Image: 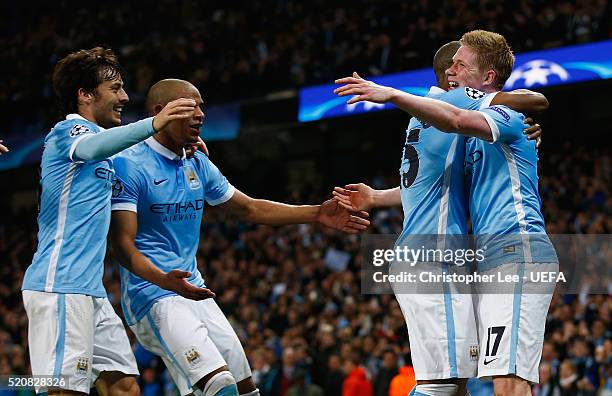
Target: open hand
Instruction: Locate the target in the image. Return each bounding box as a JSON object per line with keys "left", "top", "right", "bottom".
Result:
{"left": 162, "top": 269, "right": 216, "bottom": 300}
{"left": 332, "top": 183, "right": 376, "bottom": 211}
{"left": 334, "top": 72, "right": 396, "bottom": 105}
{"left": 153, "top": 98, "right": 197, "bottom": 132}
{"left": 317, "top": 199, "right": 370, "bottom": 234}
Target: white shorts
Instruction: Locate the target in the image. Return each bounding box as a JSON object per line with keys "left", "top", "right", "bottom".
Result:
{"left": 130, "top": 296, "right": 252, "bottom": 396}
{"left": 474, "top": 262, "right": 558, "bottom": 383}
{"left": 392, "top": 262, "right": 479, "bottom": 380}
{"left": 23, "top": 291, "right": 139, "bottom": 394}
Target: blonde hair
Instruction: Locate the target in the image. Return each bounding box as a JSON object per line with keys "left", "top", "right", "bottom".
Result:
{"left": 460, "top": 30, "right": 514, "bottom": 90}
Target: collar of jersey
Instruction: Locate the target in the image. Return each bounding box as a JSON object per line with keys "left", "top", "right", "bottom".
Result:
{"left": 65, "top": 113, "right": 106, "bottom": 131}
{"left": 145, "top": 137, "right": 186, "bottom": 161}
{"left": 428, "top": 86, "right": 446, "bottom": 96}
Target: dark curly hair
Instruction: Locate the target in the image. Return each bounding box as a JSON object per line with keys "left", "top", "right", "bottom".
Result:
{"left": 52, "top": 47, "right": 124, "bottom": 115}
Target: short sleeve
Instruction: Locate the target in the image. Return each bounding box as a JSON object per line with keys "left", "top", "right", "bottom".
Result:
{"left": 478, "top": 105, "right": 525, "bottom": 144}
{"left": 111, "top": 156, "right": 143, "bottom": 212}
{"left": 200, "top": 156, "right": 235, "bottom": 206}
{"left": 61, "top": 120, "right": 98, "bottom": 162}
{"left": 50, "top": 120, "right": 97, "bottom": 162}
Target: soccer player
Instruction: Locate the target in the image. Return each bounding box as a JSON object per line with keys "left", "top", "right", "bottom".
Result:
{"left": 21, "top": 47, "right": 208, "bottom": 395}
{"left": 335, "top": 30, "right": 558, "bottom": 396}
{"left": 334, "top": 40, "right": 547, "bottom": 396}
{"left": 110, "top": 79, "right": 370, "bottom": 396}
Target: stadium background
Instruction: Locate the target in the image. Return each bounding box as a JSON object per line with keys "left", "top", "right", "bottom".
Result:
{"left": 0, "top": 1, "right": 610, "bottom": 395}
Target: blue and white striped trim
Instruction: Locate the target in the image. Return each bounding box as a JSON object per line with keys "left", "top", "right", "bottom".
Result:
{"left": 479, "top": 111, "right": 500, "bottom": 143}
{"left": 436, "top": 136, "right": 459, "bottom": 249}
{"left": 53, "top": 294, "right": 66, "bottom": 377}
{"left": 500, "top": 144, "right": 533, "bottom": 262}
{"left": 509, "top": 263, "right": 525, "bottom": 373}
{"left": 111, "top": 202, "right": 137, "bottom": 212}
{"left": 207, "top": 184, "right": 236, "bottom": 206}
{"left": 442, "top": 264, "right": 458, "bottom": 378}
{"left": 45, "top": 162, "right": 78, "bottom": 292}
{"left": 120, "top": 268, "right": 137, "bottom": 326}
{"left": 146, "top": 312, "right": 194, "bottom": 389}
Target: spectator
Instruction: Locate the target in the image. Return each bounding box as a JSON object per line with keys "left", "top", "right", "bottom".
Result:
{"left": 287, "top": 368, "right": 324, "bottom": 396}
{"left": 324, "top": 354, "right": 345, "bottom": 396}
{"left": 559, "top": 359, "right": 580, "bottom": 396}
{"left": 141, "top": 367, "right": 161, "bottom": 396}
{"left": 342, "top": 352, "right": 373, "bottom": 396}
{"left": 388, "top": 354, "right": 416, "bottom": 396}
{"left": 373, "top": 349, "right": 398, "bottom": 396}
{"left": 533, "top": 362, "right": 561, "bottom": 396}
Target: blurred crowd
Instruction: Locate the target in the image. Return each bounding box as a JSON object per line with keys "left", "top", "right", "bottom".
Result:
{"left": 2, "top": 0, "right": 612, "bottom": 127}
{"left": 0, "top": 145, "right": 610, "bottom": 395}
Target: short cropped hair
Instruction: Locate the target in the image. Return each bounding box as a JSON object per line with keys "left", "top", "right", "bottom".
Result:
{"left": 433, "top": 41, "right": 461, "bottom": 87}
{"left": 52, "top": 47, "right": 123, "bottom": 114}
{"left": 460, "top": 30, "right": 514, "bottom": 90}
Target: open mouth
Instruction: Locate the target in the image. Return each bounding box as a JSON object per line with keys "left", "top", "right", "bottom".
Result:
{"left": 189, "top": 123, "right": 202, "bottom": 134}
{"left": 113, "top": 106, "right": 123, "bottom": 117}
{"left": 448, "top": 81, "right": 459, "bottom": 89}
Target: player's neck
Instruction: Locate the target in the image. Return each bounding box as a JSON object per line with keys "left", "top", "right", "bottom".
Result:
{"left": 75, "top": 108, "right": 99, "bottom": 126}
{"left": 153, "top": 133, "right": 183, "bottom": 156}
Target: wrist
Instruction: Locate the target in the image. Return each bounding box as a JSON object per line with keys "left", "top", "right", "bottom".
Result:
{"left": 149, "top": 266, "right": 168, "bottom": 288}
{"left": 370, "top": 190, "right": 381, "bottom": 208}
{"left": 314, "top": 204, "right": 325, "bottom": 223}
{"left": 387, "top": 88, "right": 402, "bottom": 103}
{"left": 151, "top": 116, "right": 159, "bottom": 133}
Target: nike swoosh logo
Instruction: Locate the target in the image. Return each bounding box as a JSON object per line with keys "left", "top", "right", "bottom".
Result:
{"left": 483, "top": 357, "right": 498, "bottom": 365}
{"left": 154, "top": 179, "right": 168, "bottom": 185}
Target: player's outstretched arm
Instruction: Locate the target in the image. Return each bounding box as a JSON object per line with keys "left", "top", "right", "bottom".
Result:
{"left": 492, "top": 89, "right": 549, "bottom": 115}
{"left": 335, "top": 72, "right": 493, "bottom": 141}
{"left": 110, "top": 210, "right": 215, "bottom": 300}
{"left": 0, "top": 140, "right": 8, "bottom": 155}
{"left": 217, "top": 189, "right": 370, "bottom": 233}
{"left": 73, "top": 98, "right": 197, "bottom": 161}
{"left": 332, "top": 183, "right": 401, "bottom": 211}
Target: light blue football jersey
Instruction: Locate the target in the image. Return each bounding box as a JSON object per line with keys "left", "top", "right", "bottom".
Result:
{"left": 466, "top": 105, "right": 557, "bottom": 266}
{"left": 111, "top": 137, "right": 235, "bottom": 325}
{"left": 23, "top": 115, "right": 114, "bottom": 297}
{"left": 396, "top": 86, "right": 494, "bottom": 248}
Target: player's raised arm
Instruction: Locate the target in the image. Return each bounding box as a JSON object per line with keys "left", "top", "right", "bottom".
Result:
{"left": 72, "top": 98, "right": 196, "bottom": 161}
{"left": 0, "top": 140, "right": 8, "bottom": 155}
{"left": 111, "top": 210, "right": 215, "bottom": 300}
{"left": 492, "top": 89, "right": 549, "bottom": 115}
{"left": 332, "top": 183, "right": 401, "bottom": 211}
{"left": 216, "top": 189, "right": 370, "bottom": 234}
{"left": 335, "top": 72, "right": 494, "bottom": 141}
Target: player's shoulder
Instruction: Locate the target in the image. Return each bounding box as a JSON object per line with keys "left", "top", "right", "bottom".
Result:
{"left": 189, "top": 150, "right": 214, "bottom": 166}
{"left": 113, "top": 141, "right": 149, "bottom": 170}
{"left": 116, "top": 141, "right": 149, "bottom": 160}
{"left": 188, "top": 151, "right": 224, "bottom": 178}
{"left": 51, "top": 117, "right": 99, "bottom": 138}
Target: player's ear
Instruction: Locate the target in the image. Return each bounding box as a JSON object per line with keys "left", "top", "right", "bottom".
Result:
{"left": 77, "top": 88, "right": 94, "bottom": 105}
{"left": 153, "top": 103, "right": 164, "bottom": 115}
{"left": 483, "top": 69, "right": 496, "bottom": 88}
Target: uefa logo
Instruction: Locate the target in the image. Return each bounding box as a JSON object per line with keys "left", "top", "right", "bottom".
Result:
{"left": 505, "top": 60, "right": 569, "bottom": 89}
